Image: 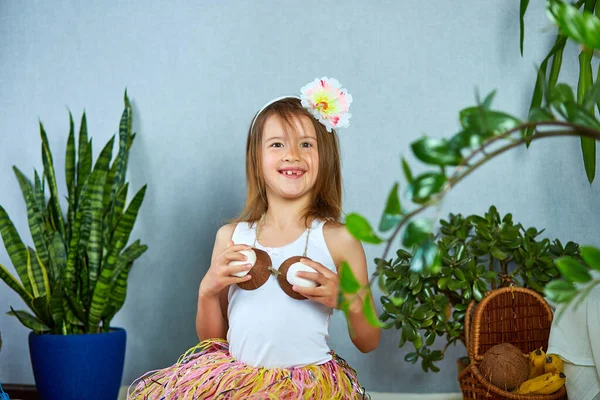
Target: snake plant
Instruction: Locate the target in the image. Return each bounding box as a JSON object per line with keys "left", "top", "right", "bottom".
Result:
{"left": 0, "top": 91, "right": 147, "bottom": 334}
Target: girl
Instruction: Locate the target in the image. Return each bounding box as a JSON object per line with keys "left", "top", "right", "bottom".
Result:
{"left": 128, "top": 77, "right": 381, "bottom": 399}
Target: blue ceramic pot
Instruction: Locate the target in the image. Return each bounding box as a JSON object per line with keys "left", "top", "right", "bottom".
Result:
{"left": 29, "top": 327, "right": 126, "bottom": 400}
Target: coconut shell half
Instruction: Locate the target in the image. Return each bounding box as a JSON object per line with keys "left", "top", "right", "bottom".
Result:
{"left": 278, "top": 256, "right": 312, "bottom": 300}
{"left": 236, "top": 248, "right": 271, "bottom": 290}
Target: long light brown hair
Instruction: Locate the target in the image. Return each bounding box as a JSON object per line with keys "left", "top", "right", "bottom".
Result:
{"left": 232, "top": 97, "right": 342, "bottom": 227}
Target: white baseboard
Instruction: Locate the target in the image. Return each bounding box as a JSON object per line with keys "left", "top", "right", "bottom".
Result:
{"left": 119, "top": 387, "right": 462, "bottom": 399}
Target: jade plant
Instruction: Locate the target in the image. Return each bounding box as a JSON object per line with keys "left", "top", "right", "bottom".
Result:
{"left": 0, "top": 92, "right": 147, "bottom": 334}
{"left": 376, "top": 206, "right": 581, "bottom": 371}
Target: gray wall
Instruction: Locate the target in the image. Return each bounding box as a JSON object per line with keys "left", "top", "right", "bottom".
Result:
{"left": 1, "top": 0, "right": 598, "bottom": 394}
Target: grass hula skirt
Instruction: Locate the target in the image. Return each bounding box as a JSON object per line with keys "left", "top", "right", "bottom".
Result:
{"left": 127, "top": 338, "right": 369, "bottom": 399}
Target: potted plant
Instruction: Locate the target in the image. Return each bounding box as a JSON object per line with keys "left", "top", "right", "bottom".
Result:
{"left": 335, "top": 0, "right": 600, "bottom": 374}
{"left": 375, "top": 205, "right": 582, "bottom": 372}
{"left": 0, "top": 92, "right": 147, "bottom": 400}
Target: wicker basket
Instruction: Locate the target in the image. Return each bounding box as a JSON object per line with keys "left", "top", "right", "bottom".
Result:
{"left": 458, "top": 286, "right": 567, "bottom": 399}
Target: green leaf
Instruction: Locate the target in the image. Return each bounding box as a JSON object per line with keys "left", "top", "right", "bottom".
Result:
{"left": 402, "top": 323, "right": 417, "bottom": 342}
{"left": 362, "top": 294, "right": 385, "bottom": 328}
{"left": 402, "top": 157, "right": 413, "bottom": 184}
{"left": 520, "top": 0, "right": 531, "bottom": 56}
{"left": 76, "top": 113, "right": 90, "bottom": 200}
{"left": 379, "top": 183, "right": 402, "bottom": 232}
{"left": 66, "top": 111, "right": 76, "bottom": 199}
{"left": 577, "top": 46, "right": 595, "bottom": 183}
{"left": 345, "top": 213, "right": 382, "bottom": 244}
{"left": 0, "top": 263, "right": 33, "bottom": 308}
{"left": 544, "top": 279, "right": 577, "bottom": 303}
{"left": 404, "top": 351, "right": 418, "bottom": 363}
{"left": 410, "top": 240, "right": 441, "bottom": 274}
{"left": 8, "top": 307, "right": 50, "bottom": 332}
{"left": 528, "top": 107, "right": 555, "bottom": 123}
{"left": 411, "top": 137, "right": 462, "bottom": 167}
{"left": 12, "top": 167, "right": 50, "bottom": 271}
{"left": 402, "top": 219, "right": 432, "bottom": 249}
{"left": 0, "top": 206, "right": 32, "bottom": 293}
{"left": 459, "top": 107, "right": 521, "bottom": 137}
{"left": 490, "top": 248, "right": 507, "bottom": 260}
{"left": 556, "top": 257, "right": 592, "bottom": 283}
{"left": 582, "top": 77, "right": 600, "bottom": 111}
{"left": 407, "top": 173, "right": 447, "bottom": 205}
{"left": 580, "top": 245, "right": 600, "bottom": 271}
{"left": 472, "top": 282, "right": 484, "bottom": 301}
{"left": 39, "top": 122, "right": 66, "bottom": 239}
{"left": 339, "top": 261, "right": 361, "bottom": 295}
{"left": 548, "top": 38, "right": 565, "bottom": 90}
{"left": 547, "top": 0, "right": 600, "bottom": 51}
{"left": 87, "top": 137, "right": 115, "bottom": 293}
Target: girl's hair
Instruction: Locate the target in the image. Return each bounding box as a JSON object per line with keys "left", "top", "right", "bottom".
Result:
{"left": 232, "top": 97, "right": 342, "bottom": 227}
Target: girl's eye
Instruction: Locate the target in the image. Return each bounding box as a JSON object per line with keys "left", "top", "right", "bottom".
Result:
{"left": 301, "top": 142, "right": 313, "bottom": 148}
{"left": 270, "top": 142, "right": 283, "bottom": 148}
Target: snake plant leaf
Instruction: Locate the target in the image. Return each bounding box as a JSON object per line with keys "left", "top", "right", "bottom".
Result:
{"left": 103, "top": 241, "right": 148, "bottom": 323}
{"left": 66, "top": 111, "right": 76, "bottom": 198}
{"left": 39, "top": 122, "right": 66, "bottom": 239}
{"left": 33, "top": 170, "right": 45, "bottom": 216}
{"left": 87, "top": 136, "right": 115, "bottom": 293}
{"left": 379, "top": 182, "right": 402, "bottom": 232}
{"left": 49, "top": 280, "right": 65, "bottom": 327}
{"left": 547, "top": 0, "right": 600, "bottom": 51}
{"left": 0, "top": 263, "right": 33, "bottom": 308}
{"left": 520, "top": 0, "right": 531, "bottom": 56}
{"left": 31, "top": 295, "right": 52, "bottom": 327}
{"left": 0, "top": 206, "right": 32, "bottom": 293}
{"left": 407, "top": 173, "right": 446, "bottom": 205}
{"left": 76, "top": 113, "right": 89, "bottom": 198}
{"left": 8, "top": 307, "right": 50, "bottom": 333}
{"left": 13, "top": 167, "right": 50, "bottom": 270}
{"left": 26, "top": 247, "right": 50, "bottom": 303}
{"left": 88, "top": 184, "right": 146, "bottom": 330}
{"left": 107, "top": 95, "right": 132, "bottom": 226}
{"left": 345, "top": 213, "right": 382, "bottom": 244}
{"left": 411, "top": 137, "right": 463, "bottom": 167}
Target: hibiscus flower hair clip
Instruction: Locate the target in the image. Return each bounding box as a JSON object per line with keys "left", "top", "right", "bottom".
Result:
{"left": 251, "top": 77, "right": 353, "bottom": 133}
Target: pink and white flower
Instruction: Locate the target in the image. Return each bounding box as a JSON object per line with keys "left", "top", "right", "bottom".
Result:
{"left": 300, "top": 77, "right": 353, "bottom": 132}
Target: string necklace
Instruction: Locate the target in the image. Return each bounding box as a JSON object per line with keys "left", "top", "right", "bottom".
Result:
{"left": 253, "top": 214, "right": 311, "bottom": 258}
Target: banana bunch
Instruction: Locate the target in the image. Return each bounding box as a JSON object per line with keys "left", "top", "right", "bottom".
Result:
{"left": 514, "top": 371, "right": 566, "bottom": 395}
{"left": 528, "top": 348, "right": 546, "bottom": 379}
{"left": 544, "top": 354, "right": 564, "bottom": 374}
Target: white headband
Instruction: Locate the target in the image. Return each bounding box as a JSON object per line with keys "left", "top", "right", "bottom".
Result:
{"left": 248, "top": 77, "right": 353, "bottom": 135}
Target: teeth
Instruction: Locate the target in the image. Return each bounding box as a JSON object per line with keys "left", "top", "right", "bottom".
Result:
{"left": 282, "top": 171, "right": 303, "bottom": 175}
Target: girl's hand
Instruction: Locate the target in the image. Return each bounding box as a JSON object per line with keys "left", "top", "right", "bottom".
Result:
{"left": 292, "top": 258, "right": 339, "bottom": 309}
{"left": 199, "top": 240, "right": 253, "bottom": 298}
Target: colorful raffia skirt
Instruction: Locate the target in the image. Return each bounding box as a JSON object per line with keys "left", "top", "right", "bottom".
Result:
{"left": 127, "top": 338, "right": 368, "bottom": 399}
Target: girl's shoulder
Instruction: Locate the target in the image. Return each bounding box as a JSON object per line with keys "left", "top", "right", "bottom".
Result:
{"left": 321, "top": 220, "right": 364, "bottom": 266}
{"left": 215, "top": 222, "right": 238, "bottom": 242}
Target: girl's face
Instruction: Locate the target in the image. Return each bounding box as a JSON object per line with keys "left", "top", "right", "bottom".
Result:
{"left": 261, "top": 113, "right": 319, "bottom": 201}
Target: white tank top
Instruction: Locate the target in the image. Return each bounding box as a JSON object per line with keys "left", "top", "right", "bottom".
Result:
{"left": 227, "top": 218, "right": 336, "bottom": 368}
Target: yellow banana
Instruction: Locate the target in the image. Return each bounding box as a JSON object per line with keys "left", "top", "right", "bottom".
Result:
{"left": 544, "top": 353, "right": 564, "bottom": 374}
{"left": 528, "top": 347, "right": 546, "bottom": 379}
{"left": 514, "top": 371, "right": 566, "bottom": 394}
{"left": 532, "top": 372, "right": 566, "bottom": 395}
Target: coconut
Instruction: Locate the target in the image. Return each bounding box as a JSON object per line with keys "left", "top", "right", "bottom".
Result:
{"left": 277, "top": 256, "right": 318, "bottom": 300}
{"left": 479, "top": 343, "right": 529, "bottom": 391}
{"left": 235, "top": 248, "right": 271, "bottom": 290}
{"left": 228, "top": 250, "right": 257, "bottom": 278}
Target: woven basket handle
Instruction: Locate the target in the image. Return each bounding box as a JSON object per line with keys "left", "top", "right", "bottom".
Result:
{"left": 464, "top": 300, "right": 476, "bottom": 360}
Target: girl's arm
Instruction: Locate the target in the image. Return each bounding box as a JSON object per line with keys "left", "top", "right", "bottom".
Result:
{"left": 326, "top": 224, "right": 381, "bottom": 353}
{"left": 196, "top": 224, "right": 251, "bottom": 341}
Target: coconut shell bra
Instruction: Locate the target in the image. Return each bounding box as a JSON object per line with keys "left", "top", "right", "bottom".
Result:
{"left": 235, "top": 221, "right": 316, "bottom": 300}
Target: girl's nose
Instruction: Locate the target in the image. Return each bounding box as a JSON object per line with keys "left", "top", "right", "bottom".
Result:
{"left": 283, "top": 145, "right": 300, "bottom": 162}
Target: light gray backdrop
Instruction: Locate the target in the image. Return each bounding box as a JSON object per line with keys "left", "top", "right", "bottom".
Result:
{"left": 1, "top": 0, "right": 598, "bottom": 394}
